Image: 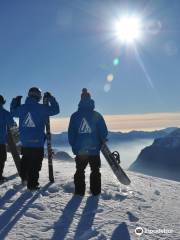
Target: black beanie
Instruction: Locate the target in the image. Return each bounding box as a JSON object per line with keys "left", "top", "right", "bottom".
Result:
{"left": 81, "top": 88, "right": 91, "bottom": 100}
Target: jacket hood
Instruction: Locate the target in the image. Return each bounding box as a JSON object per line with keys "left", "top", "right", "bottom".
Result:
{"left": 78, "top": 99, "right": 95, "bottom": 112}
{"left": 25, "top": 96, "right": 39, "bottom": 104}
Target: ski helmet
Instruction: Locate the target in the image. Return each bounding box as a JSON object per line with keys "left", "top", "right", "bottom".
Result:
{"left": 0, "top": 95, "right": 6, "bottom": 105}
{"left": 81, "top": 88, "right": 91, "bottom": 100}
{"left": 28, "top": 87, "right": 42, "bottom": 101}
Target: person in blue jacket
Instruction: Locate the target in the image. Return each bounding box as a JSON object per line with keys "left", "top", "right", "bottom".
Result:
{"left": 68, "top": 88, "right": 108, "bottom": 196}
{"left": 0, "top": 95, "right": 16, "bottom": 182}
{"left": 11, "top": 87, "right": 60, "bottom": 190}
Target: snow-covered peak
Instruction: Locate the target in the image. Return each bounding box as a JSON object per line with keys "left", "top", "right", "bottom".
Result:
{"left": 168, "top": 128, "right": 180, "bottom": 138}
{"left": 129, "top": 128, "right": 180, "bottom": 182}
{"left": 153, "top": 128, "right": 180, "bottom": 149}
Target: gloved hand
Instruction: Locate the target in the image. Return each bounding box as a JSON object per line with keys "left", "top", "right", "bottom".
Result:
{"left": 44, "top": 92, "right": 52, "bottom": 98}
{"left": 15, "top": 96, "right": 23, "bottom": 106}
{"left": 11, "top": 96, "right": 23, "bottom": 108}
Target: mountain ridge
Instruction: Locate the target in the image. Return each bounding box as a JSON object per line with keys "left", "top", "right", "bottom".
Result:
{"left": 52, "top": 127, "right": 178, "bottom": 146}
{"left": 129, "top": 128, "right": 180, "bottom": 181}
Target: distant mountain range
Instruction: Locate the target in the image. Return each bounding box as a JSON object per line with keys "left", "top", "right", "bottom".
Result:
{"left": 129, "top": 128, "right": 180, "bottom": 181}
{"left": 52, "top": 127, "right": 177, "bottom": 146}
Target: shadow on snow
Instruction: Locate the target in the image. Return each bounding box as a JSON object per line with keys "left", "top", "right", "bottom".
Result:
{"left": 74, "top": 196, "right": 99, "bottom": 239}
{"left": 111, "top": 222, "right": 131, "bottom": 240}
{"left": 52, "top": 195, "right": 83, "bottom": 240}
{"left": 0, "top": 182, "right": 52, "bottom": 239}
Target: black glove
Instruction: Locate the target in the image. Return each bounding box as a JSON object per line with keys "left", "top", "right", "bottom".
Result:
{"left": 44, "top": 92, "right": 52, "bottom": 98}
{"left": 11, "top": 96, "right": 23, "bottom": 107}
{"left": 15, "top": 96, "right": 23, "bottom": 105}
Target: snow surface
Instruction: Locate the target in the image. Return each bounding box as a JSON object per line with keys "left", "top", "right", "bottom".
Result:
{"left": 0, "top": 154, "right": 180, "bottom": 240}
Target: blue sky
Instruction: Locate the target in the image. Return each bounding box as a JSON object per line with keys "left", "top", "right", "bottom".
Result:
{"left": 1, "top": 0, "right": 180, "bottom": 118}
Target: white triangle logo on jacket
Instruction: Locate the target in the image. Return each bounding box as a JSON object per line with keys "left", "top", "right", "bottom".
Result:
{"left": 79, "top": 118, "right": 92, "bottom": 134}
{"left": 22, "top": 112, "right": 36, "bottom": 128}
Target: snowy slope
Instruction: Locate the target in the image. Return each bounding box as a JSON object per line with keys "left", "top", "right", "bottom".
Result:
{"left": 0, "top": 154, "right": 180, "bottom": 240}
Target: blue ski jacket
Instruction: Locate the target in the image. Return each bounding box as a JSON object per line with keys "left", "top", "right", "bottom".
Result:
{"left": 68, "top": 98, "right": 108, "bottom": 155}
{"left": 0, "top": 106, "right": 16, "bottom": 144}
{"left": 11, "top": 96, "right": 60, "bottom": 148}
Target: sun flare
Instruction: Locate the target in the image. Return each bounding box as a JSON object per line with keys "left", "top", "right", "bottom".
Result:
{"left": 115, "top": 16, "right": 142, "bottom": 44}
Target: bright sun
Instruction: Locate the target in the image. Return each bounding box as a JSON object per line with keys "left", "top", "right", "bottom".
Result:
{"left": 115, "top": 16, "right": 142, "bottom": 44}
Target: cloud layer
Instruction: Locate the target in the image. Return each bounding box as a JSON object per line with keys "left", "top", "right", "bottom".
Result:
{"left": 50, "top": 112, "right": 180, "bottom": 133}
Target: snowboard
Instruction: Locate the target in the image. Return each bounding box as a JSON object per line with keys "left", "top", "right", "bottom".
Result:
{"left": 101, "top": 143, "right": 131, "bottom": 185}
{"left": 7, "top": 127, "right": 21, "bottom": 176}
{"left": 43, "top": 93, "right": 54, "bottom": 183}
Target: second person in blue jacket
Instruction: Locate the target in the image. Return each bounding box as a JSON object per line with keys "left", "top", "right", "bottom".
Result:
{"left": 68, "top": 88, "right": 108, "bottom": 196}
{"left": 11, "top": 87, "right": 60, "bottom": 190}
{"left": 0, "top": 95, "right": 15, "bottom": 181}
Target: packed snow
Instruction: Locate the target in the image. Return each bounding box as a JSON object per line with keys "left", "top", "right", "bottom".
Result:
{"left": 0, "top": 154, "right": 180, "bottom": 240}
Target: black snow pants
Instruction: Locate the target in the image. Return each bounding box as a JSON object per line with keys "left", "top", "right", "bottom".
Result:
{"left": 0, "top": 144, "right": 7, "bottom": 178}
{"left": 20, "top": 147, "right": 44, "bottom": 189}
{"left": 74, "top": 155, "right": 101, "bottom": 196}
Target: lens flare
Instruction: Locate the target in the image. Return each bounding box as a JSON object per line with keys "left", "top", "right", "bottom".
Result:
{"left": 106, "top": 74, "right": 114, "bottom": 82}
{"left": 104, "top": 83, "right": 111, "bottom": 92}
{"left": 134, "top": 45, "right": 154, "bottom": 89}
{"left": 113, "top": 58, "right": 119, "bottom": 66}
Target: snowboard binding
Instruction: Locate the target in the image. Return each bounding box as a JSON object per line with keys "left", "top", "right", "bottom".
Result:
{"left": 111, "top": 151, "right": 121, "bottom": 164}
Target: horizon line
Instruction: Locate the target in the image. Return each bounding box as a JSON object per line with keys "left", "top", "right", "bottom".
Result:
{"left": 49, "top": 112, "right": 180, "bottom": 133}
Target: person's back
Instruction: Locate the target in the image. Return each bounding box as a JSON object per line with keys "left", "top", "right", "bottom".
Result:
{"left": 0, "top": 107, "right": 14, "bottom": 144}
{"left": 10, "top": 87, "right": 60, "bottom": 190}
{"left": 11, "top": 89, "right": 59, "bottom": 148}
{"left": 0, "top": 95, "right": 15, "bottom": 181}
{"left": 69, "top": 98, "right": 107, "bottom": 155}
{"left": 68, "top": 88, "right": 108, "bottom": 196}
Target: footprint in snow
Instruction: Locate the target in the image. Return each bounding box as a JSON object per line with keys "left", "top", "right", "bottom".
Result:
{"left": 31, "top": 203, "right": 46, "bottom": 211}
{"left": 138, "top": 205, "right": 152, "bottom": 211}
{"left": 41, "top": 191, "right": 50, "bottom": 197}
{"left": 151, "top": 198, "right": 156, "bottom": 202}
{"left": 62, "top": 182, "right": 74, "bottom": 193}
{"left": 115, "top": 194, "right": 128, "bottom": 202}
{"left": 101, "top": 190, "right": 128, "bottom": 201}
{"left": 121, "top": 188, "right": 129, "bottom": 194}
{"left": 41, "top": 226, "right": 53, "bottom": 232}
{"left": 48, "top": 185, "right": 59, "bottom": 193}
{"left": 154, "top": 190, "right": 160, "bottom": 196}
{"left": 149, "top": 190, "right": 160, "bottom": 202}
{"left": 76, "top": 228, "right": 99, "bottom": 240}
{"left": 133, "top": 196, "right": 146, "bottom": 202}
{"left": 126, "top": 211, "right": 139, "bottom": 222}
{"left": 24, "top": 212, "right": 42, "bottom": 220}
{"left": 136, "top": 191, "right": 143, "bottom": 196}
{"left": 101, "top": 191, "right": 113, "bottom": 200}
{"left": 96, "top": 208, "right": 104, "bottom": 213}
